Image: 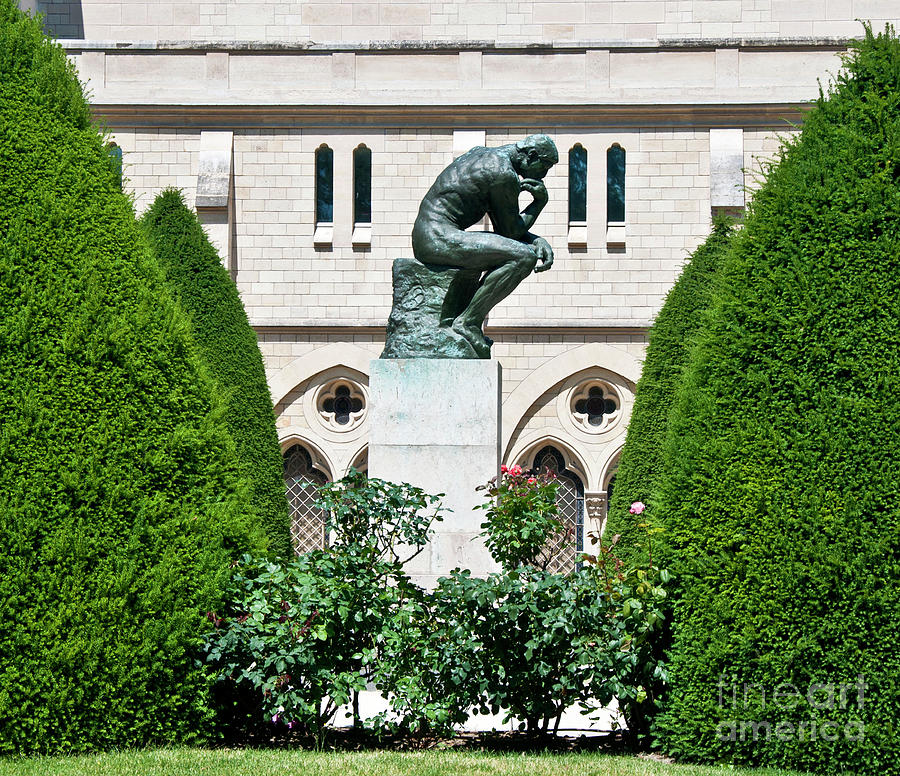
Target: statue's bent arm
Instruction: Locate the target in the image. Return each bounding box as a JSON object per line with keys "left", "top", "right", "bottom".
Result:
{"left": 518, "top": 179, "right": 549, "bottom": 233}
{"left": 487, "top": 175, "right": 531, "bottom": 241}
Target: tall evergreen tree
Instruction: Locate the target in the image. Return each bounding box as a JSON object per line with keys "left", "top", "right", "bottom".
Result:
{"left": 0, "top": 1, "right": 264, "bottom": 753}
{"left": 605, "top": 216, "right": 735, "bottom": 561}
{"left": 651, "top": 26, "right": 900, "bottom": 774}
{"left": 142, "top": 190, "right": 292, "bottom": 556}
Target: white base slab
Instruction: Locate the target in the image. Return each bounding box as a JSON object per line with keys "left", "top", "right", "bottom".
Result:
{"left": 369, "top": 358, "right": 502, "bottom": 585}
{"left": 333, "top": 690, "right": 623, "bottom": 734}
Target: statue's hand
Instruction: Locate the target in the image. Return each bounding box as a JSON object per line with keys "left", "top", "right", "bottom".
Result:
{"left": 520, "top": 178, "right": 549, "bottom": 207}
{"left": 531, "top": 237, "right": 554, "bottom": 273}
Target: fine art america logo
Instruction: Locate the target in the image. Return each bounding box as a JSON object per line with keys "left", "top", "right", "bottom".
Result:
{"left": 716, "top": 675, "right": 868, "bottom": 743}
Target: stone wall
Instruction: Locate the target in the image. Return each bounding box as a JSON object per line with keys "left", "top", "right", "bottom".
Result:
{"left": 112, "top": 124, "right": 788, "bottom": 328}
{"left": 70, "top": 44, "right": 854, "bottom": 108}
{"left": 28, "top": 0, "right": 900, "bottom": 43}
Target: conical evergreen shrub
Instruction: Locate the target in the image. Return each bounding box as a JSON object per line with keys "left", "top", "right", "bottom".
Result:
{"left": 0, "top": 2, "right": 264, "bottom": 753}
{"left": 142, "top": 190, "right": 292, "bottom": 557}
{"left": 605, "top": 216, "right": 735, "bottom": 561}
{"left": 651, "top": 26, "right": 900, "bottom": 775}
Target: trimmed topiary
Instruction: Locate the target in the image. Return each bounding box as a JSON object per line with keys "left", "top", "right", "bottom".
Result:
{"left": 605, "top": 215, "right": 735, "bottom": 561}
{"left": 142, "top": 189, "right": 292, "bottom": 557}
{"left": 0, "top": 1, "right": 264, "bottom": 754}
{"left": 651, "top": 26, "right": 900, "bottom": 775}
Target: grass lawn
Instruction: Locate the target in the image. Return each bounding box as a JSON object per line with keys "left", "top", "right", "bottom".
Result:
{"left": 0, "top": 749, "right": 812, "bottom": 776}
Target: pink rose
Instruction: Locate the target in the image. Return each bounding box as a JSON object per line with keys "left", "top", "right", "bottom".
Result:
{"left": 500, "top": 465, "right": 509, "bottom": 474}
{"left": 527, "top": 477, "right": 536, "bottom": 485}
{"left": 510, "top": 465, "right": 523, "bottom": 477}
{"left": 629, "top": 501, "right": 646, "bottom": 515}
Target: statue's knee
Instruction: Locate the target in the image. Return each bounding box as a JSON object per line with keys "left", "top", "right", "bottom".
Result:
{"left": 515, "top": 249, "right": 538, "bottom": 274}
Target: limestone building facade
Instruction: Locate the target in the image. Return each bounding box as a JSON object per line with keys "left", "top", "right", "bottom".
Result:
{"left": 26, "top": 0, "right": 900, "bottom": 560}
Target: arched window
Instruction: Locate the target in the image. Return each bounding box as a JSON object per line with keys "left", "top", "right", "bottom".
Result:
{"left": 568, "top": 143, "right": 587, "bottom": 223}
{"left": 315, "top": 145, "right": 333, "bottom": 224}
{"left": 607, "top": 144, "right": 626, "bottom": 223}
{"left": 349, "top": 447, "right": 369, "bottom": 475}
{"left": 353, "top": 144, "right": 372, "bottom": 225}
{"left": 107, "top": 142, "right": 122, "bottom": 190}
{"left": 283, "top": 444, "right": 330, "bottom": 555}
{"left": 531, "top": 445, "right": 585, "bottom": 573}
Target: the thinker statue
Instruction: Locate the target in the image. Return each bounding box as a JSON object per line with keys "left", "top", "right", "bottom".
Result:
{"left": 381, "top": 134, "right": 558, "bottom": 359}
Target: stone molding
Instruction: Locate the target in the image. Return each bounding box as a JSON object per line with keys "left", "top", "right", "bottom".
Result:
{"left": 269, "top": 343, "right": 373, "bottom": 408}
{"left": 514, "top": 434, "right": 591, "bottom": 483}
{"left": 251, "top": 322, "right": 652, "bottom": 334}
{"left": 310, "top": 376, "right": 369, "bottom": 437}
{"left": 195, "top": 130, "right": 234, "bottom": 266}
{"left": 277, "top": 430, "right": 336, "bottom": 480}
{"left": 501, "top": 343, "right": 642, "bottom": 457}
{"left": 61, "top": 37, "right": 856, "bottom": 53}
{"left": 91, "top": 102, "right": 810, "bottom": 130}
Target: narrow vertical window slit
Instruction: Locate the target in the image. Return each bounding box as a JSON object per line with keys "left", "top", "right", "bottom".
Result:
{"left": 315, "top": 145, "right": 334, "bottom": 224}
{"left": 353, "top": 144, "right": 372, "bottom": 225}
{"left": 568, "top": 143, "right": 587, "bottom": 223}
{"left": 607, "top": 144, "right": 626, "bottom": 223}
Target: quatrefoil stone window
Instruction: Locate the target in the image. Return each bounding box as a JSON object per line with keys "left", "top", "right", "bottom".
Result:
{"left": 570, "top": 381, "right": 621, "bottom": 434}
{"left": 317, "top": 380, "right": 366, "bottom": 431}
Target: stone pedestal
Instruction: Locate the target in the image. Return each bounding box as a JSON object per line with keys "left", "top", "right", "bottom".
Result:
{"left": 369, "top": 358, "right": 501, "bottom": 586}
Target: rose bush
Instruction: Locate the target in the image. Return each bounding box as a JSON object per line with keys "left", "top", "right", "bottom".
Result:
{"left": 202, "top": 471, "right": 443, "bottom": 746}
{"left": 477, "top": 466, "right": 563, "bottom": 570}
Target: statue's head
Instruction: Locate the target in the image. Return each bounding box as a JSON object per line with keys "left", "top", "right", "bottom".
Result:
{"left": 513, "top": 134, "right": 559, "bottom": 180}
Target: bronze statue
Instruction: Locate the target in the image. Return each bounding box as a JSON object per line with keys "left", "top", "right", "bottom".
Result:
{"left": 381, "top": 135, "right": 558, "bottom": 359}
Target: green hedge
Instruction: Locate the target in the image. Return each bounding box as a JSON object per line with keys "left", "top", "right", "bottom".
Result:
{"left": 651, "top": 26, "right": 900, "bottom": 775}
{"left": 605, "top": 216, "right": 735, "bottom": 561}
{"left": 0, "top": 2, "right": 264, "bottom": 753}
{"left": 142, "top": 190, "right": 292, "bottom": 557}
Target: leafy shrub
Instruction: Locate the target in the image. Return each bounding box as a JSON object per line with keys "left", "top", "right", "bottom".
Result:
{"left": 142, "top": 189, "right": 292, "bottom": 556}
{"left": 424, "top": 557, "right": 668, "bottom": 735}
{"left": 371, "top": 583, "right": 481, "bottom": 735}
{"left": 316, "top": 468, "right": 444, "bottom": 564}
{"left": 605, "top": 216, "right": 735, "bottom": 562}
{"left": 650, "top": 25, "right": 900, "bottom": 775}
{"left": 205, "top": 552, "right": 389, "bottom": 748}
{"left": 477, "top": 464, "right": 563, "bottom": 570}
{"left": 206, "top": 471, "right": 669, "bottom": 742}
{"left": 0, "top": 1, "right": 264, "bottom": 753}
{"left": 204, "top": 472, "right": 444, "bottom": 746}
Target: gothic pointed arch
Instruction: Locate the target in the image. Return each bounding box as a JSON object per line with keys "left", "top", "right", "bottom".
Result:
{"left": 269, "top": 343, "right": 374, "bottom": 408}
{"left": 501, "top": 343, "right": 641, "bottom": 458}
{"left": 519, "top": 442, "right": 586, "bottom": 574}
{"left": 282, "top": 440, "right": 332, "bottom": 555}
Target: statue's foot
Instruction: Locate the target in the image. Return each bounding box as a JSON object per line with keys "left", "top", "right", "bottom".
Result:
{"left": 452, "top": 320, "right": 492, "bottom": 358}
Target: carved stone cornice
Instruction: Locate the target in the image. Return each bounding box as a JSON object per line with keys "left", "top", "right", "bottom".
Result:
{"left": 63, "top": 37, "right": 853, "bottom": 54}
{"left": 91, "top": 102, "right": 809, "bottom": 130}
{"left": 250, "top": 321, "right": 651, "bottom": 337}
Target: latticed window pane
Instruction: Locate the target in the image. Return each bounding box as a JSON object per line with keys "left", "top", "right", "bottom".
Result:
{"left": 532, "top": 446, "right": 584, "bottom": 574}
{"left": 283, "top": 444, "right": 329, "bottom": 555}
